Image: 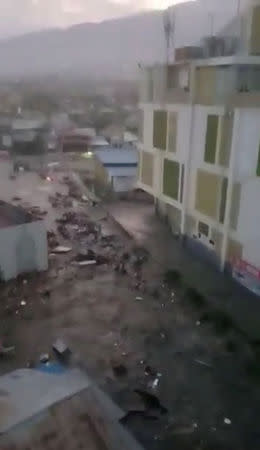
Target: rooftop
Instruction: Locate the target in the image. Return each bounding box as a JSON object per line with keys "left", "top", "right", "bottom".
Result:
{"left": 95, "top": 145, "right": 138, "bottom": 167}
{"left": 0, "top": 201, "right": 33, "bottom": 229}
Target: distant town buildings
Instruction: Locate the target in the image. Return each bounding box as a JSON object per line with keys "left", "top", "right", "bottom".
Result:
{"left": 137, "top": 0, "right": 260, "bottom": 294}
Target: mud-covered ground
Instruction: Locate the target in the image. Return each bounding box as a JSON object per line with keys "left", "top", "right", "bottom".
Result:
{"left": 0, "top": 163, "right": 260, "bottom": 450}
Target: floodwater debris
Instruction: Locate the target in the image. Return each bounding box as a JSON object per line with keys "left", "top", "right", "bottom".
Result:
{"left": 151, "top": 378, "right": 159, "bottom": 389}
{"left": 53, "top": 246, "right": 72, "bottom": 254}
{"left": 194, "top": 359, "right": 213, "bottom": 369}
{"left": 0, "top": 343, "right": 15, "bottom": 355}
{"left": 53, "top": 338, "right": 69, "bottom": 356}
{"left": 112, "top": 364, "right": 128, "bottom": 377}
{"left": 134, "top": 389, "right": 168, "bottom": 414}
{"left": 40, "top": 353, "right": 50, "bottom": 363}
{"left": 224, "top": 418, "right": 232, "bottom": 425}
{"left": 74, "top": 260, "right": 97, "bottom": 267}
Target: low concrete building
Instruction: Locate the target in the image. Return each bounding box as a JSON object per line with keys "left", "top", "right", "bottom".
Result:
{"left": 94, "top": 145, "right": 138, "bottom": 193}
{"left": 0, "top": 201, "right": 48, "bottom": 281}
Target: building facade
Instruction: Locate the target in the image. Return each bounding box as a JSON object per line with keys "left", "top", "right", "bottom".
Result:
{"left": 137, "top": 0, "right": 260, "bottom": 294}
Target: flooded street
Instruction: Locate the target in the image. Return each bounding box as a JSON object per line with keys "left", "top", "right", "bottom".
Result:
{"left": 0, "top": 163, "right": 259, "bottom": 450}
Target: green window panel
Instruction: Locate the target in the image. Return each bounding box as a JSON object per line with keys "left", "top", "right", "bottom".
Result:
{"left": 219, "top": 177, "right": 228, "bottom": 224}
{"left": 153, "top": 110, "right": 167, "bottom": 150}
{"left": 251, "top": 5, "right": 260, "bottom": 55}
{"left": 141, "top": 151, "right": 154, "bottom": 187}
{"left": 204, "top": 115, "right": 219, "bottom": 164}
{"left": 195, "top": 170, "right": 220, "bottom": 219}
{"left": 163, "top": 159, "right": 180, "bottom": 200}
{"left": 218, "top": 113, "right": 233, "bottom": 168}
{"left": 256, "top": 142, "right": 260, "bottom": 176}
{"left": 180, "top": 164, "right": 185, "bottom": 203}
{"left": 138, "top": 110, "right": 144, "bottom": 143}
{"left": 198, "top": 221, "right": 209, "bottom": 237}
{"left": 168, "top": 112, "right": 177, "bottom": 152}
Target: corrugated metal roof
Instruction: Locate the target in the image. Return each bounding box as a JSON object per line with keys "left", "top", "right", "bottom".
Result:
{"left": 95, "top": 146, "right": 138, "bottom": 166}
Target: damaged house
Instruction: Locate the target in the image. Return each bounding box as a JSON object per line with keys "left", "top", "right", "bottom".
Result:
{"left": 11, "top": 118, "right": 48, "bottom": 171}
{"left": 0, "top": 201, "right": 48, "bottom": 281}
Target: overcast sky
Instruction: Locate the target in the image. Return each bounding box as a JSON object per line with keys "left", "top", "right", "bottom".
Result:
{"left": 0, "top": 0, "right": 192, "bottom": 38}
{"left": 0, "top": 0, "right": 244, "bottom": 39}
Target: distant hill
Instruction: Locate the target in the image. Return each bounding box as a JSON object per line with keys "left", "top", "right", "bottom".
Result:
{"left": 0, "top": 0, "right": 244, "bottom": 80}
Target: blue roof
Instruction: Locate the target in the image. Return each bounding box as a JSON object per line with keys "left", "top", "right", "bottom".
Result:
{"left": 95, "top": 145, "right": 138, "bottom": 167}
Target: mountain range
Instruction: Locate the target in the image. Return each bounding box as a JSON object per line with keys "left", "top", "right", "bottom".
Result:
{"left": 0, "top": 0, "right": 249, "bottom": 79}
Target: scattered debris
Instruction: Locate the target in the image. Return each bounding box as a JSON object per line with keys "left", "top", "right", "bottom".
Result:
{"left": 112, "top": 364, "right": 128, "bottom": 377}
{"left": 134, "top": 389, "right": 168, "bottom": 414}
{"left": 74, "top": 260, "right": 97, "bottom": 267}
{"left": 151, "top": 378, "right": 160, "bottom": 389}
{"left": 47, "top": 231, "right": 59, "bottom": 249}
{"left": 40, "top": 353, "right": 50, "bottom": 364}
{"left": 20, "top": 300, "right": 27, "bottom": 306}
{"left": 145, "top": 365, "right": 157, "bottom": 377}
{"left": 196, "top": 321, "right": 201, "bottom": 326}
{"left": 194, "top": 359, "right": 213, "bottom": 369}
{"left": 135, "top": 296, "right": 143, "bottom": 301}
{"left": 224, "top": 418, "right": 232, "bottom": 425}
{"left": 53, "top": 246, "right": 72, "bottom": 254}
{"left": 164, "top": 269, "right": 182, "bottom": 286}
{"left": 0, "top": 342, "right": 15, "bottom": 355}
{"left": 53, "top": 338, "right": 69, "bottom": 357}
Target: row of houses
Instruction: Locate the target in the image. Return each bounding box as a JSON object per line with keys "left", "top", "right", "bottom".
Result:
{"left": 137, "top": 0, "right": 260, "bottom": 294}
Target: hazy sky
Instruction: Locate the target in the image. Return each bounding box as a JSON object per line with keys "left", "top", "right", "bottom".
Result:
{"left": 0, "top": 0, "right": 192, "bottom": 38}
{"left": 0, "top": 0, "right": 243, "bottom": 39}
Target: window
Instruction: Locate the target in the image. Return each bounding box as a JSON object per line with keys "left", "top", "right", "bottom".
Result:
{"left": 168, "top": 112, "right": 177, "bottom": 152}
{"left": 141, "top": 151, "right": 154, "bottom": 187}
{"left": 204, "top": 115, "right": 219, "bottom": 164}
{"left": 198, "top": 221, "right": 209, "bottom": 237}
{"left": 219, "top": 177, "right": 228, "bottom": 224}
{"left": 256, "top": 143, "right": 260, "bottom": 176}
{"left": 195, "top": 170, "right": 220, "bottom": 219}
{"left": 218, "top": 113, "right": 233, "bottom": 168}
{"left": 163, "top": 159, "right": 180, "bottom": 200}
{"left": 153, "top": 110, "right": 167, "bottom": 150}
{"left": 180, "top": 164, "right": 185, "bottom": 203}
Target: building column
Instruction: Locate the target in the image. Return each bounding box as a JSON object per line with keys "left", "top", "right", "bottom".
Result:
{"left": 220, "top": 109, "right": 240, "bottom": 271}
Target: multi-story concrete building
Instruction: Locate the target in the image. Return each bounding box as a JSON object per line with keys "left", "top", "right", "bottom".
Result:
{"left": 137, "top": 0, "right": 260, "bottom": 294}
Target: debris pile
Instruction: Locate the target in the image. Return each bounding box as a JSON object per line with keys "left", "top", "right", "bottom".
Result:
{"left": 49, "top": 192, "right": 73, "bottom": 209}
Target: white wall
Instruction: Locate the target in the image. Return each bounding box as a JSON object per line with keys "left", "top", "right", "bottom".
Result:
{"left": 237, "top": 178, "right": 260, "bottom": 266}
{"left": 0, "top": 221, "right": 48, "bottom": 281}
{"left": 234, "top": 108, "right": 260, "bottom": 181}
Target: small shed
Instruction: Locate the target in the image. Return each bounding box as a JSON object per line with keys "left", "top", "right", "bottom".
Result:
{"left": 0, "top": 201, "right": 48, "bottom": 281}
{"left": 94, "top": 145, "right": 138, "bottom": 193}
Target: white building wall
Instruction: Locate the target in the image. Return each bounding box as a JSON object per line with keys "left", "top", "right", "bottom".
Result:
{"left": 0, "top": 221, "right": 48, "bottom": 281}
{"left": 231, "top": 108, "right": 260, "bottom": 267}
